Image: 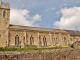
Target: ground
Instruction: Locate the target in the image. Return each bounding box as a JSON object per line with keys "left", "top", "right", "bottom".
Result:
{"left": 0, "top": 48, "right": 80, "bottom": 60}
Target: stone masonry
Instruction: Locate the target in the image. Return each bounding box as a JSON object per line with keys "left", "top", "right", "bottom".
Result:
{"left": 0, "top": 1, "right": 80, "bottom": 48}
{"left": 0, "top": 48, "right": 80, "bottom": 60}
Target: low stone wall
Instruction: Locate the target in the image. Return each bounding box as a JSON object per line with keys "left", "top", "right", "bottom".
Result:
{"left": 0, "top": 48, "right": 80, "bottom": 60}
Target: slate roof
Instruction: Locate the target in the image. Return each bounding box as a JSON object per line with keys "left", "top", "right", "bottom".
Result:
{"left": 65, "top": 30, "right": 80, "bottom": 36}
{"left": 9, "top": 24, "right": 80, "bottom": 36}
{"left": 8, "top": 24, "right": 68, "bottom": 33}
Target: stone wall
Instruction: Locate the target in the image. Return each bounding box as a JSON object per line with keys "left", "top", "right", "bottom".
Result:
{"left": 0, "top": 48, "right": 80, "bottom": 60}
{"left": 0, "top": 2, "right": 10, "bottom": 47}
{"left": 8, "top": 29, "right": 70, "bottom": 48}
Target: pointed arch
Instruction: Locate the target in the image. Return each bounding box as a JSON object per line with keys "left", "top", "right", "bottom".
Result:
{"left": 3, "top": 10, "right": 6, "bottom": 18}
{"left": 23, "top": 37, "right": 25, "bottom": 45}
{"left": 54, "top": 37, "right": 58, "bottom": 46}
{"left": 30, "top": 35, "right": 34, "bottom": 45}
{"left": 8, "top": 32, "right": 11, "bottom": 46}
{"left": 54, "top": 38, "right": 56, "bottom": 45}
{"left": 15, "top": 35, "right": 19, "bottom": 46}
{"left": 64, "top": 37, "right": 67, "bottom": 45}
{"left": 43, "top": 36, "right": 47, "bottom": 46}
{"left": 39, "top": 35, "right": 42, "bottom": 47}
{"left": 26, "top": 33, "right": 28, "bottom": 45}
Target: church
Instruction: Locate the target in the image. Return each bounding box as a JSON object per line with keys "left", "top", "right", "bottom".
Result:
{"left": 0, "top": 2, "right": 80, "bottom": 48}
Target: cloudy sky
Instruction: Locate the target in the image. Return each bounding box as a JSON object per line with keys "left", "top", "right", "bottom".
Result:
{"left": 3, "top": 0, "right": 80, "bottom": 30}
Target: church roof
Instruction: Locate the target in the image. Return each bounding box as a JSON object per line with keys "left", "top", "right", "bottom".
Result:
{"left": 8, "top": 24, "right": 68, "bottom": 33}
{"left": 8, "top": 24, "right": 80, "bottom": 36}
{"left": 65, "top": 30, "right": 80, "bottom": 36}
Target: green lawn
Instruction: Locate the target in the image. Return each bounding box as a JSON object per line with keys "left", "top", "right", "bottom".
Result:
{"left": 0, "top": 46, "right": 71, "bottom": 51}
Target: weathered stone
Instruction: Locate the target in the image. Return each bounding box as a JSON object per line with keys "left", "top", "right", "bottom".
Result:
{"left": 0, "top": 49, "right": 79, "bottom": 60}
{"left": 72, "top": 41, "right": 80, "bottom": 48}
{"left": 0, "top": 1, "right": 80, "bottom": 49}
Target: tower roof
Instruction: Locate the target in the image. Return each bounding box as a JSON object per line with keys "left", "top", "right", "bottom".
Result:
{"left": 0, "top": 2, "right": 10, "bottom": 9}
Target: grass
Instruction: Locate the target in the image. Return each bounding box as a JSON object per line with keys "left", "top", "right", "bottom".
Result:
{"left": 0, "top": 46, "right": 70, "bottom": 51}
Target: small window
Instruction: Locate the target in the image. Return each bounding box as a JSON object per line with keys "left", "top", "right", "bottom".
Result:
{"left": 3, "top": 10, "right": 6, "bottom": 18}
{"left": 0, "top": 34, "right": 2, "bottom": 38}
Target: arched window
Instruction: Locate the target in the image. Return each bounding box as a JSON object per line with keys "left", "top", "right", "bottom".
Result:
{"left": 8, "top": 32, "right": 11, "bottom": 46}
{"left": 39, "top": 35, "right": 42, "bottom": 47}
{"left": 15, "top": 35, "right": 19, "bottom": 46}
{"left": 43, "top": 36, "right": 47, "bottom": 46}
{"left": 54, "top": 38, "right": 57, "bottom": 45}
{"left": 30, "top": 35, "right": 34, "bottom": 45}
{"left": 64, "top": 37, "right": 67, "bottom": 45}
{"left": 3, "top": 10, "right": 6, "bottom": 18}
{"left": 23, "top": 37, "right": 25, "bottom": 45}
{"left": 26, "top": 33, "right": 28, "bottom": 45}
{"left": 70, "top": 38, "right": 72, "bottom": 41}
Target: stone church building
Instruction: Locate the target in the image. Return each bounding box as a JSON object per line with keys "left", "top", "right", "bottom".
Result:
{"left": 0, "top": 2, "right": 80, "bottom": 48}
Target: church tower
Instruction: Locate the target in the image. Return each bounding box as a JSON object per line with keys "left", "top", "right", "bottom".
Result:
{"left": 0, "top": 2, "right": 10, "bottom": 47}
{"left": 0, "top": 2, "right": 10, "bottom": 30}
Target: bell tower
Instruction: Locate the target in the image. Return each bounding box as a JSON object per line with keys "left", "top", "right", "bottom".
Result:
{"left": 0, "top": 2, "right": 10, "bottom": 47}
{"left": 0, "top": 2, "right": 10, "bottom": 30}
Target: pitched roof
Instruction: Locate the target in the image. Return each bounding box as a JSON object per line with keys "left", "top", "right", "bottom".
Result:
{"left": 9, "top": 24, "right": 68, "bottom": 33}
{"left": 65, "top": 30, "right": 80, "bottom": 36}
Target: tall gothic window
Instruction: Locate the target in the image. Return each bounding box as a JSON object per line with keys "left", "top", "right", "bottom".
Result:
{"left": 26, "top": 33, "right": 28, "bottom": 45}
{"left": 54, "top": 38, "right": 57, "bottom": 45}
{"left": 30, "top": 35, "right": 34, "bottom": 45}
{"left": 39, "top": 36, "right": 42, "bottom": 47}
{"left": 0, "top": 34, "right": 2, "bottom": 38}
{"left": 43, "top": 36, "right": 47, "bottom": 46}
{"left": 15, "top": 35, "right": 19, "bottom": 46}
{"left": 70, "top": 38, "right": 72, "bottom": 41}
{"left": 64, "top": 37, "right": 67, "bottom": 45}
{"left": 8, "top": 32, "right": 11, "bottom": 46}
{"left": 23, "top": 37, "right": 25, "bottom": 45}
{"left": 3, "top": 10, "right": 6, "bottom": 18}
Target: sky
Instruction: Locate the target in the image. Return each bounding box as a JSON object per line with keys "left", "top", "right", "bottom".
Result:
{"left": 3, "top": 0, "right": 80, "bottom": 30}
